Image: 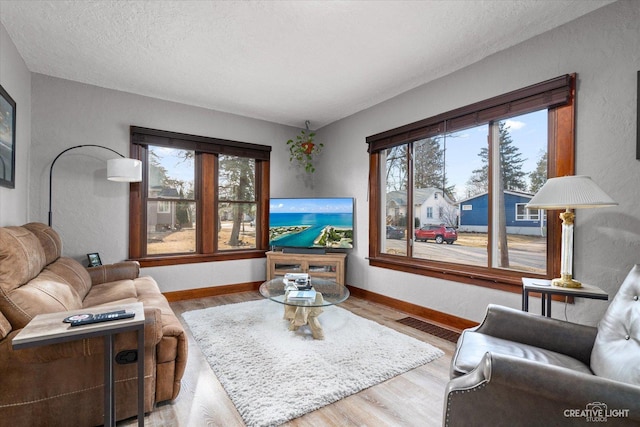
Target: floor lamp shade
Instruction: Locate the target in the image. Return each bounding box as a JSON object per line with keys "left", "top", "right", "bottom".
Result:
{"left": 48, "top": 144, "right": 143, "bottom": 227}
{"left": 526, "top": 175, "right": 617, "bottom": 287}
{"left": 107, "top": 158, "right": 142, "bottom": 182}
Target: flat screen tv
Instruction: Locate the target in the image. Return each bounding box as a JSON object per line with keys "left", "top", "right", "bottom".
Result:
{"left": 269, "top": 197, "right": 354, "bottom": 250}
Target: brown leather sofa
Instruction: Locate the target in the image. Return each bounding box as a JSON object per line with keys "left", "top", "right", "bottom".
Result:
{"left": 444, "top": 265, "right": 640, "bottom": 426}
{"left": 0, "top": 223, "right": 187, "bottom": 426}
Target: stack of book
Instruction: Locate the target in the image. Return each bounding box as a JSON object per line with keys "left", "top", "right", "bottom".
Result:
{"left": 284, "top": 272, "right": 309, "bottom": 283}
{"left": 283, "top": 273, "right": 316, "bottom": 301}
{"left": 286, "top": 289, "right": 317, "bottom": 301}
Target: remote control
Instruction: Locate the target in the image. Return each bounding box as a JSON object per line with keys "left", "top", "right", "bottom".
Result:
{"left": 69, "top": 310, "right": 135, "bottom": 327}
{"left": 63, "top": 310, "right": 126, "bottom": 323}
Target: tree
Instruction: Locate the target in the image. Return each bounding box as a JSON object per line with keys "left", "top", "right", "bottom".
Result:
{"left": 414, "top": 138, "right": 443, "bottom": 190}
{"left": 414, "top": 137, "right": 456, "bottom": 199}
{"left": 500, "top": 133, "right": 527, "bottom": 191}
{"left": 438, "top": 202, "right": 459, "bottom": 228}
{"left": 466, "top": 121, "right": 528, "bottom": 196}
{"left": 465, "top": 122, "right": 528, "bottom": 268}
{"left": 219, "top": 155, "right": 255, "bottom": 247}
{"left": 175, "top": 189, "right": 192, "bottom": 228}
{"left": 385, "top": 137, "right": 455, "bottom": 195}
{"left": 148, "top": 147, "right": 195, "bottom": 231}
{"left": 466, "top": 168, "right": 487, "bottom": 198}
{"left": 385, "top": 145, "right": 409, "bottom": 192}
{"left": 529, "top": 151, "right": 547, "bottom": 193}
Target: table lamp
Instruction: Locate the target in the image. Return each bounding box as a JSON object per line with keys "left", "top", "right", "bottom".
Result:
{"left": 526, "top": 175, "right": 617, "bottom": 288}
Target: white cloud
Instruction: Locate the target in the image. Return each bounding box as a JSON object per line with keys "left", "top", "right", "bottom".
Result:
{"left": 504, "top": 120, "right": 525, "bottom": 130}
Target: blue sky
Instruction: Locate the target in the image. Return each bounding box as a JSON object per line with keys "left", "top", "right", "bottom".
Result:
{"left": 151, "top": 109, "right": 547, "bottom": 202}
{"left": 444, "top": 109, "right": 547, "bottom": 199}
{"left": 150, "top": 146, "right": 194, "bottom": 188}
{"left": 270, "top": 198, "right": 353, "bottom": 213}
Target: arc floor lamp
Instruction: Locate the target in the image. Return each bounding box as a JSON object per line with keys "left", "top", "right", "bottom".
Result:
{"left": 48, "top": 144, "right": 142, "bottom": 227}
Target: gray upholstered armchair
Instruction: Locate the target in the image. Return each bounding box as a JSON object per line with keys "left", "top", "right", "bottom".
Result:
{"left": 444, "top": 265, "right": 640, "bottom": 426}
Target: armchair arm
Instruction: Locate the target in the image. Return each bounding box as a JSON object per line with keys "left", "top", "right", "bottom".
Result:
{"left": 87, "top": 261, "right": 140, "bottom": 285}
{"left": 472, "top": 304, "right": 597, "bottom": 365}
{"left": 444, "top": 352, "right": 640, "bottom": 426}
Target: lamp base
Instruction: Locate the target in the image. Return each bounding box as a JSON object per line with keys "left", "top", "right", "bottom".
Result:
{"left": 551, "top": 274, "right": 582, "bottom": 288}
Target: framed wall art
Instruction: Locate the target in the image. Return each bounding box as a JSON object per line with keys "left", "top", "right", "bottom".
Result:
{"left": 0, "top": 84, "right": 16, "bottom": 188}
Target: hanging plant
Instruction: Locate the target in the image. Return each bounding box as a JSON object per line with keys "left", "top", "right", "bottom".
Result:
{"left": 287, "top": 121, "right": 324, "bottom": 173}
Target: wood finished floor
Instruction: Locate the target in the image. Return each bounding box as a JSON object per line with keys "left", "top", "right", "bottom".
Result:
{"left": 118, "top": 292, "right": 455, "bottom": 427}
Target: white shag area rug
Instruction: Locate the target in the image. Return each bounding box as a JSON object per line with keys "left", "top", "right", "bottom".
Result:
{"left": 182, "top": 299, "right": 444, "bottom": 427}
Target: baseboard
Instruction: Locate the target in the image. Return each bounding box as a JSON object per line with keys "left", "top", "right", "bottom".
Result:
{"left": 163, "top": 280, "right": 477, "bottom": 332}
{"left": 163, "top": 281, "right": 262, "bottom": 302}
{"left": 346, "top": 285, "right": 477, "bottom": 332}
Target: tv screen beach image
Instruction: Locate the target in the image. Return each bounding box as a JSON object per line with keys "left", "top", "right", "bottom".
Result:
{"left": 269, "top": 198, "right": 354, "bottom": 249}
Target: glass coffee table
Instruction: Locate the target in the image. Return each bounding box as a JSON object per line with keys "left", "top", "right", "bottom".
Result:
{"left": 259, "top": 277, "right": 350, "bottom": 340}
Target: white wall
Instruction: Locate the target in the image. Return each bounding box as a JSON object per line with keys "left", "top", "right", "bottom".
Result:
{"left": 29, "top": 75, "right": 313, "bottom": 291}
{"left": 317, "top": 0, "right": 640, "bottom": 325}
{"left": 0, "top": 22, "right": 31, "bottom": 226}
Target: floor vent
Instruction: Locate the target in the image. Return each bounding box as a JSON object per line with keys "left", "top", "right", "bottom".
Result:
{"left": 397, "top": 317, "right": 461, "bottom": 343}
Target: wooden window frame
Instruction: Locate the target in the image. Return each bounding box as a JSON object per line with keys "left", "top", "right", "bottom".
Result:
{"left": 366, "top": 75, "right": 575, "bottom": 293}
{"left": 128, "top": 126, "right": 271, "bottom": 267}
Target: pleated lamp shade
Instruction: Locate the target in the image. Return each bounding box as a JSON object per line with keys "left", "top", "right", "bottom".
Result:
{"left": 107, "top": 158, "right": 142, "bottom": 182}
{"left": 526, "top": 175, "right": 617, "bottom": 210}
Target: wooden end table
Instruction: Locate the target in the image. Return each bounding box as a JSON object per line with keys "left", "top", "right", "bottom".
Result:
{"left": 12, "top": 302, "right": 145, "bottom": 427}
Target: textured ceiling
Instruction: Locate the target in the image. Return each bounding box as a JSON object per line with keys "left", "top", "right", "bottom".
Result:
{"left": 0, "top": 0, "right": 614, "bottom": 129}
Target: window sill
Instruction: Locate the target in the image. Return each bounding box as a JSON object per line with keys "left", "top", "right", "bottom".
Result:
{"left": 132, "top": 250, "right": 266, "bottom": 268}
{"left": 368, "top": 255, "right": 531, "bottom": 294}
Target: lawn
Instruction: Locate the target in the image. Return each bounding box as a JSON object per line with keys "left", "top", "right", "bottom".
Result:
{"left": 147, "top": 221, "right": 257, "bottom": 254}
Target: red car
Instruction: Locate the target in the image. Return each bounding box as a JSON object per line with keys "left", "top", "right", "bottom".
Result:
{"left": 414, "top": 224, "right": 457, "bottom": 244}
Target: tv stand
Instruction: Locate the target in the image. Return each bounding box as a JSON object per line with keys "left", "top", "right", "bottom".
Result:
{"left": 266, "top": 251, "right": 347, "bottom": 285}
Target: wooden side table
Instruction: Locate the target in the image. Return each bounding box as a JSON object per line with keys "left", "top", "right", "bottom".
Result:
{"left": 12, "top": 302, "right": 145, "bottom": 427}
{"left": 522, "top": 278, "right": 608, "bottom": 318}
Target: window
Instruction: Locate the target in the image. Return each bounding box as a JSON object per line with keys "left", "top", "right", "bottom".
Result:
{"left": 217, "top": 155, "right": 258, "bottom": 250}
{"left": 146, "top": 146, "right": 196, "bottom": 255}
{"left": 516, "top": 203, "right": 540, "bottom": 221}
{"left": 367, "top": 75, "right": 575, "bottom": 291}
{"left": 157, "top": 201, "right": 171, "bottom": 214}
{"left": 129, "top": 127, "right": 271, "bottom": 266}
